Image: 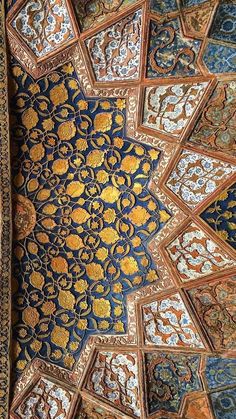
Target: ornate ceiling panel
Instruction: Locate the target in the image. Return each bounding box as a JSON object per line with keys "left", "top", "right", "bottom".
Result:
{"left": 0, "top": 0, "right": 235, "bottom": 418}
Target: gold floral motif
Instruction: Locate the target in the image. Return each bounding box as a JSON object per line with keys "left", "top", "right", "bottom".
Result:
{"left": 86, "top": 263, "right": 104, "bottom": 281}
{"left": 128, "top": 206, "right": 150, "bottom": 226}
{"left": 101, "top": 186, "right": 120, "bottom": 203}
{"left": 65, "top": 234, "right": 84, "bottom": 250}
{"left": 51, "top": 326, "right": 70, "bottom": 348}
{"left": 50, "top": 83, "right": 68, "bottom": 106}
{"left": 22, "top": 107, "right": 39, "bottom": 129}
{"left": 66, "top": 181, "right": 85, "bottom": 197}
{"left": 51, "top": 256, "right": 68, "bottom": 273}
{"left": 86, "top": 150, "right": 105, "bottom": 167}
{"left": 58, "top": 291, "right": 75, "bottom": 310}
{"left": 94, "top": 113, "right": 112, "bottom": 132}
{"left": 52, "top": 159, "right": 69, "bottom": 175}
{"left": 71, "top": 208, "right": 90, "bottom": 224}
{"left": 58, "top": 120, "right": 76, "bottom": 141}
{"left": 121, "top": 155, "right": 140, "bottom": 173}
{"left": 99, "top": 227, "right": 119, "bottom": 244}
{"left": 93, "top": 298, "right": 111, "bottom": 318}
{"left": 22, "top": 307, "right": 39, "bottom": 328}
{"left": 120, "top": 256, "right": 139, "bottom": 275}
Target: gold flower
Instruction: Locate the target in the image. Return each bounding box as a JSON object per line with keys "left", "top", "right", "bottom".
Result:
{"left": 217, "top": 230, "right": 229, "bottom": 241}
{"left": 94, "top": 113, "right": 112, "bottom": 132}
{"left": 77, "top": 319, "right": 87, "bottom": 330}
{"left": 147, "top": 269, "right": 158, "bottom": 282}
{"left": 16, "top": 360, "right": 27, "bottom": 370}
{"left": 114, "top": 137, "right": 124, "bottom": 148}
{"left": 51, "top": 256, "right": 68, "bottom": 273}
{"left": 22, "top": 307, "right": 39, "bottom": 328}
{"left": 64, "top": 354, "right": 75, "bottom": 368}
{"left": 69, "top": 80, "right": 78, "bottom": 89}
{"left": 99, "top": 227, "right": 119, "bottom": 244}
{"left": 149, "top": 149, "right": 160, "bottom": 160}
{"left": 100, "top": 101, "right": 111, "bottom": 110}
{"left": 22, "top": 108, "right": 39, "bottom": 130}
{"left": 71, "top": 208, "right": 90, "bottom": 224}
{"left": 41, "top": 301, "right": 56, "bottom": 315}
{"left": 121, "top": 156, "right": 140, "bottom": 173}
{"left": 78, "top": 100, "right": 88, "bottom": 110}
{"left": 74, "top": 279, "right": 88, "bottom": 293}
{"left": 86, "top": 263, "right": 104, "bottom": 281}
{"left": 12, "top": 66, "right": 23, "bottom": 77}
{"left": 96, "top": 170, "right": 109, "bottom": 183}
{"left": 103, "top": 209, "right": 116, "bottom": 224}
{"left": 93, "top": 298, "right": 111, "bottom": 318}
{"left": 99, "top": 320, "right": 109, "bottom": 329}
{"left": 58, "top": 290, "right": 75, "bottom": 310}
{"left": 58, "top": 120, "right": 76, "bottom": 141}
{"left": 29, "top": 143, "right": 45, "bottom": 162}
{"left": 96, "top": 247, "right": 108, "bottom": 261}
{"left": 42, "top": 118, "right": 54, "bottom": 131}
{"left": 159, "top": 210, "right": 171, "bottom": 223}
{"left": 116, "top": 99, "right": 126, "bottom": 110}
{"left": 114, "top": 321, "right": 125, "bottom": 332}
{"left": 50, "top": 83, "right": 68, "bottom": 106}
{"left": 30, "top": 340, "right": 42, "bottom": 352}
{"left": 51, "top": 326, "right": 69, "bottom": 348}
{"left": 101, "top": 186, "right": 120, "bottom": 203}
{"left": 113, "top": 282, "right": 122, "bottom": 293}
{"left": 115, "top": 114, "right": 124, "bottom": 125}
{"left": 52, "top": 159, "right": 69, "bottom": 175}
{"left": 76, "top": 138, "right": 88, "bottom": 151}
{"left": 114, "top": 306, "right": 123, "bottom": 316}
{"left": 30, "top": 271, "right": 44, "bottom": 290}
{"left": 29, "top": 83, "right": 40, "bottom": 94}
{"left": 120, "top": 257, "right": 138, "bottom": 275}
{"left": 86, "top": 150, "right": 104, "bottom": 167}
{"left": 62, "top": 63, "right": 74, "bottom": 74}
{"left": 128, "top": 206, "right": 150, "bottom": 226}
{"left": 66, "top": 234, "right": 83, "bottom": 250}
{"left": 66, "top": 181, "right": 85, "bottom": 197}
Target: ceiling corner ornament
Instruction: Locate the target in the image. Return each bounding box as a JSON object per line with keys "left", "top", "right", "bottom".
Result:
{"left": 6, "top": 0, "right": 80, "bottom": 78}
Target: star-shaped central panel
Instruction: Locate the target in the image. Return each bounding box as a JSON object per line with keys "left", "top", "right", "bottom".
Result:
{"left": 11, "top": 62, "right": 171, "bottom": 375}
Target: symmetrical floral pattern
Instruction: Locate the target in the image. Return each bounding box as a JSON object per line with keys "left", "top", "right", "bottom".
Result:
{"left": 201, "top": 183, "right": 236, "bottom": 250}
{"left": 187, "top": 278, "right": 236, "bottom": 351}
{"left": 210, "top": 3, "right": 236, "bottom": 44}
{"left": 15, "top": 377, "right": 74, "bottom": 418}
{"left": 12, "top": 0, "right": 75, "bottom": 58}
{"left": 143, "top": 82, "right": 208, "bottom": 138}
{"left": 205, "top": 357, "right": 236, "bottom": 390}
{"left": 11, "top": 61, "right": 169, "bottom": 375}
{"left": 141, "top": 292, "right": 204, "bottom": 348}
{"left": 147, "top": 18, "right": 201, "bottom": 78}
{"left": 166, "top": 223, "right": 236, "bottom": 282}
{"left": 210, "top": 388, "right": 236, "bottom": 419}
{"left": 189, "top": 81, "right": 236, "bottom": 156}
{"left": 85, "top": 10, "right": 142, "bottom": 82}
{"left": 85, "top": 351, "right": 140, "bottom": 417}
{"left": 182, "top": 4, "right": 213, "bottom": 38}
{"left": 145, "top": 352, "right": 201, "bottom": 414}
{"left": 72, "top": 0, "right": 136, "bottom": 31}
{"left": 166, "top": 150, "right": 236, "bottom": 209}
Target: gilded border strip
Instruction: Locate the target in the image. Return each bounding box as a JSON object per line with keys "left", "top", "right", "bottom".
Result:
{"left": 0, "top": 1, "right": 11, "bottom": 417}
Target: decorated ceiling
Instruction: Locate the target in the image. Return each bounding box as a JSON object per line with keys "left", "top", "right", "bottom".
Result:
{"left": 0, "top": 0, "right": 235, "bottom": 418}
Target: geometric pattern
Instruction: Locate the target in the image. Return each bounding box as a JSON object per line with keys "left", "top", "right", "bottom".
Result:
{"left": 3, "top": 0, "right": 236, "bottom": 418}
